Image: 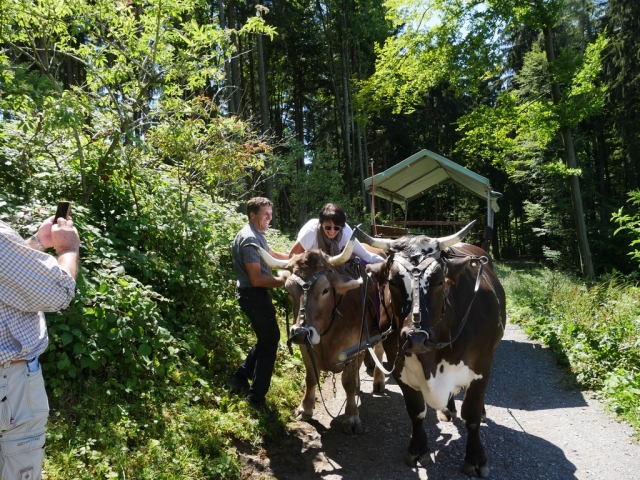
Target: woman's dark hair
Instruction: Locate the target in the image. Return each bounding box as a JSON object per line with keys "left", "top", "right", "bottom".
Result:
{"left": 318, "top": 203, "right": 346, "bottom": 226}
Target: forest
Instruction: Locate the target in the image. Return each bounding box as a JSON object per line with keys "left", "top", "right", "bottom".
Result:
{"left": 3, "top": 0, "right": 640, "bottom": 276}
{"left": 1, "top": 0, "right": 639, "bottom": 478}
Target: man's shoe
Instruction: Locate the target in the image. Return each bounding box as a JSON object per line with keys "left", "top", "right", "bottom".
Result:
{"left": 245, "top": 394, "right": 266, "bottom": 410}
{"left": 245, "top": 395, "right": 276, "bottom": 421}
{"left": 226, "top": 375, "right": 250, "bottom": 395}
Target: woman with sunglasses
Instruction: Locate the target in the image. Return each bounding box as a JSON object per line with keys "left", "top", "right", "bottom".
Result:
{"left": 288, "top": 203, "right": 385, "bottom": 266}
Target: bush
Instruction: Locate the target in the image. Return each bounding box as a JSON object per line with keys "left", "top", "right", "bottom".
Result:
{"left": 497, "top": 262, "right": 640, "bottom": 432}
{"left": 1, "top": 187, "right": 301, "bottom": 478}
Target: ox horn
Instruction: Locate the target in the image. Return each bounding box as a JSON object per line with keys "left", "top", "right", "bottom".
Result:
{"left": 437, "top": 220, "right": 477, "bottom": 251}
{"left": 355, "top": 226, "right": 394, "bottom": 252}
{"left": 247, "top": 243, "right": 289, "bottom": 269}
{"left": 328, "top": 227, "right": 358, "bottom": 266}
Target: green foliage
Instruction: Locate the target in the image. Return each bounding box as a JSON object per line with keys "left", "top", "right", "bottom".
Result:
{"left": 358, "top": 1, "right": 458, "bottom": 114}
{"left": 273, "top": 140, "right": 359, "bottom": 227}
{"left": 42, "top": 387, "right": 254, "bottom": 479}
{"left": 566, "top": 34, "right": 608, "bottom": 122}
{"left": 0, "top": 31, "right": 308, "bottom": 457}
{"left": 0, "top": 188, "right": 302, "bottom": 477}
{"left": 0, "top": 191, "right": 225, "bottom": 395}
{"left": 357, "top": 0, "right": 616, "bottom": 277}
{"left": 453, "top": 25, "right": 606, "bottom": 273}
{"left": 612, "top": 190, "right": 640, "bottom": 268}
{"left": 40, "top": 334, "right": 306, "bottom": 479}
{"left": 0, "top": 0, "right": 272, "bottom": 205}
{"left": 147, "top": 97, "right": 271, "bottom": 214}
{"left": 498, "top": 262, "right": 640, "bottom": 433}
{"left": 600, "top": 0, "right": 640, "bottom": 200}
{"left": 456, "top": 35, "right": 606, "bottom": 174}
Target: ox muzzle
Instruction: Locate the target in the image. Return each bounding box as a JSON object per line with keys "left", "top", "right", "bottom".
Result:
{"left": 401, "top": 326, "right": 438, "bottom": 354}
{"left": 289, "top": 325, "right": 311, "bottom": 345}
{"left": 289, "top": 325, "right": 317, "bottom": 345}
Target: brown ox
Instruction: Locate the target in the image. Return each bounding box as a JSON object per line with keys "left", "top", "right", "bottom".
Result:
{"left": 252, "top": 231, "right": 386, "bottom": 434}
{"left": 360, "top": 222, "right": 506, "bottom": 477}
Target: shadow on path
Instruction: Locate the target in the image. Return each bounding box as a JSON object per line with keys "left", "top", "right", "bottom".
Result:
{"left": 488, "top": 338, "right": 587, "bottom": 411}
{"left": 258, "top": 326, "right": 627, "bottom": 480}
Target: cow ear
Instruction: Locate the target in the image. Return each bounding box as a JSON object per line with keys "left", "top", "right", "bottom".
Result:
{"left": 366, "top": 252, "right": 394, "bottom": 284}
{"left": 277, "top": 270, "right": 292, "bottom": 284}
{"left": 334, "top": 274, "right": 363, "bottom": 295}
{"left": 444, "top": 256, "right": 471, "bottom": 285}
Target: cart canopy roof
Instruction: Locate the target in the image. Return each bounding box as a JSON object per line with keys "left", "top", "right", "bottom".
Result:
{"left": 364, "top": 149, "right": 502, "bottom": 212}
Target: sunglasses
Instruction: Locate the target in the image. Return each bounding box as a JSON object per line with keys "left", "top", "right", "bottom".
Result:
{"left": 323, "top": 225, "right": 342, "bottom": 232}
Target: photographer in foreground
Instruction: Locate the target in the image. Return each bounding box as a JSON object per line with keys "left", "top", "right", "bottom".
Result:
{"left": 0, "top": 210, "right": 80, "bottom": 480}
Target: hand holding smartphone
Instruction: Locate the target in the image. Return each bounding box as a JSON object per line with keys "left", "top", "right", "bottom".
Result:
{"left": 54, "top": 201, "right": 72, "bottom": 222}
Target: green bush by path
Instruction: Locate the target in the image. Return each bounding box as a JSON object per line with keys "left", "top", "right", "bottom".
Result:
{"left": 0, "top": 189, "right": 305, "bottom": 479}
{"left": 0, "top": 0, "right": 301, "bottom": 475}
{"left": 497, "top": 262, "right": 640, "bottom": 434}
{"left": 42, "top": 336, "right": 305, "bottom": 480}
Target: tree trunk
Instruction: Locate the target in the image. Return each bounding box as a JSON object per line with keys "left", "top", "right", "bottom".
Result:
{"left": 218, "top": 0, "right": 234, "bottom": 114}
{"left": 342, "top": 48, "right": 353, "bottom": 198}
{"left": 248, "top": 44, "right": 257, "bottom": 118}
{"left": 293, "top": 72, "right": 306, "bottom": 227}
{"left": 227, "top": 0, "right": 242, "bottom": 115}
{"left": 363, "top": 127, "right": 371, "bottom": 211}
{"left": 543, "top": 26, "right": 594, "bottom": 278}
{"left": 316, "top": 0, "right": 350, "bottom": 191}
{"left": 355, "top": 117, "right": 367, "bottom": 209}
{"left": 257, "top": 38, "right": 270, "bottom": 136}
{"left": 255, "top": 7, "right": 272, "bottom": 198}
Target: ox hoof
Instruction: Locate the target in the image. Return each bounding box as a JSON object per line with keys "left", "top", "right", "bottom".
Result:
{"left": 342, "top": 418, "right": 363, "bottom": 435}
{"left": 295, "top": 406, "right": 313, "bottom": 421}
{"left": 296, "top": 412, "right": 313, "bottom": 421}
{"left": 437, "top": 408, "right": 457, "bottom": 422}
{"left": 372, "top": 379, "right": 386, "bottom": 394}
{"left": 404, "top": 450, "right": 431, "bottom": 467}
{"left": 463, "top": 460, "right": 490, "bottom": 478}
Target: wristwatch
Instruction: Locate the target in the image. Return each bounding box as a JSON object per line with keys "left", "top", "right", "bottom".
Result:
{"left": 30, "top": 234, "right": 45, "bottom": 251}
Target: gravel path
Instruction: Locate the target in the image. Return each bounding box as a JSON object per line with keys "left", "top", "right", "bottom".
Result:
{"left": 243, "top": 322, "right": 639, "bottom": 479}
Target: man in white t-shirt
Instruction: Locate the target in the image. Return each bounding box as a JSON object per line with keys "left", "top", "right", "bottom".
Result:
{"left": 288, "top": 203, "right": 384, "bottom": 266}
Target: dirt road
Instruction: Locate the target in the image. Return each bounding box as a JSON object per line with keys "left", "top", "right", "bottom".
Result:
{"left": 242, "top": 323, "right": 639, "bottom": 479}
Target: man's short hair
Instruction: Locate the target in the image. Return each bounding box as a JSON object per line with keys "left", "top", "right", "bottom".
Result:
{"left": 318, "top": 203, "right": 346, "bottom": 226}
{"left": 247, "top": 197, "right": 273, "bottom": 218}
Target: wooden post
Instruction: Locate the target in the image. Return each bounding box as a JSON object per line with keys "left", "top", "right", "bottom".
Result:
{"left": 370, "top": 160, "right": 377, "bottom": 236}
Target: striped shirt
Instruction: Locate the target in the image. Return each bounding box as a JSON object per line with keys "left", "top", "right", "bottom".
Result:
{"left": 0, "top": 220, "right": 77, "bottom": 364}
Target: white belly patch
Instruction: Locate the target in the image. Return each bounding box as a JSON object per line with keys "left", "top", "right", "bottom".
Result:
{"left": 400, "top": 355, "right": 483, "bottom": 410}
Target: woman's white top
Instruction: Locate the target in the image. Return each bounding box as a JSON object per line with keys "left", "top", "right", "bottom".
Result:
{"left": 296, "top": 219, "right": 385, "bottom": 264}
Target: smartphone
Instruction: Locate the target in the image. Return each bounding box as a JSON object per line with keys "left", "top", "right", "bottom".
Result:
{"left": 54, "top": 201, "right": 72, "bottom": 222}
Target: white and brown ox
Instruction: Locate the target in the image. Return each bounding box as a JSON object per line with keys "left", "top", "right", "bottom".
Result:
{"left": 251, "top": 230, "right": 387, "bottom": 434}
{"left": 360, "top": 221, "right": 506, "bottom": 477}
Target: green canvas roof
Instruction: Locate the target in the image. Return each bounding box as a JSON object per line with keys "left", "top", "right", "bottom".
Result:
{"left": 364, "top": 149, "right": 501, "bottom": 212}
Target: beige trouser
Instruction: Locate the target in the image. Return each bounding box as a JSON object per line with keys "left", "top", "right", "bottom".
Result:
{"left": 0, "top": 359, "right": 48, "bottom": 480}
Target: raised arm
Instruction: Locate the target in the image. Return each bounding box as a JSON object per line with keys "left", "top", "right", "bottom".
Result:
{"left": 245, "top": 262, "right": 286, "bottom": 288}
{"left": 288, "top": 241, "right": 305, "bottom": 256}
{"left": 28, "top": 215, "right": 81, "bottom": 279}
{"left": 269, "top": 249, "right": 290, "bottom": 260}
{"left": 352, "top": 239, "right": 385, "bottom": 264}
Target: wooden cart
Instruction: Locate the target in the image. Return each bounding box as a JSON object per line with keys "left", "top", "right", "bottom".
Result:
{"left": 364, "top": 149, "right": 502, "bottom": 251}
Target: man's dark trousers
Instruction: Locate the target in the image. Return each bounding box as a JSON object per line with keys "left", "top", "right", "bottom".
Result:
{"left": 235, "top": 287, "right": 280, "bottom": 404}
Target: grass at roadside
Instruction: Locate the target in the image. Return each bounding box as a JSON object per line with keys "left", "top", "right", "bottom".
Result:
{"left": 43, "top": 335, "right": 306, "bottom": 479}
{"left": 496, "top": 261, "right": 640, "bottom": 436}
